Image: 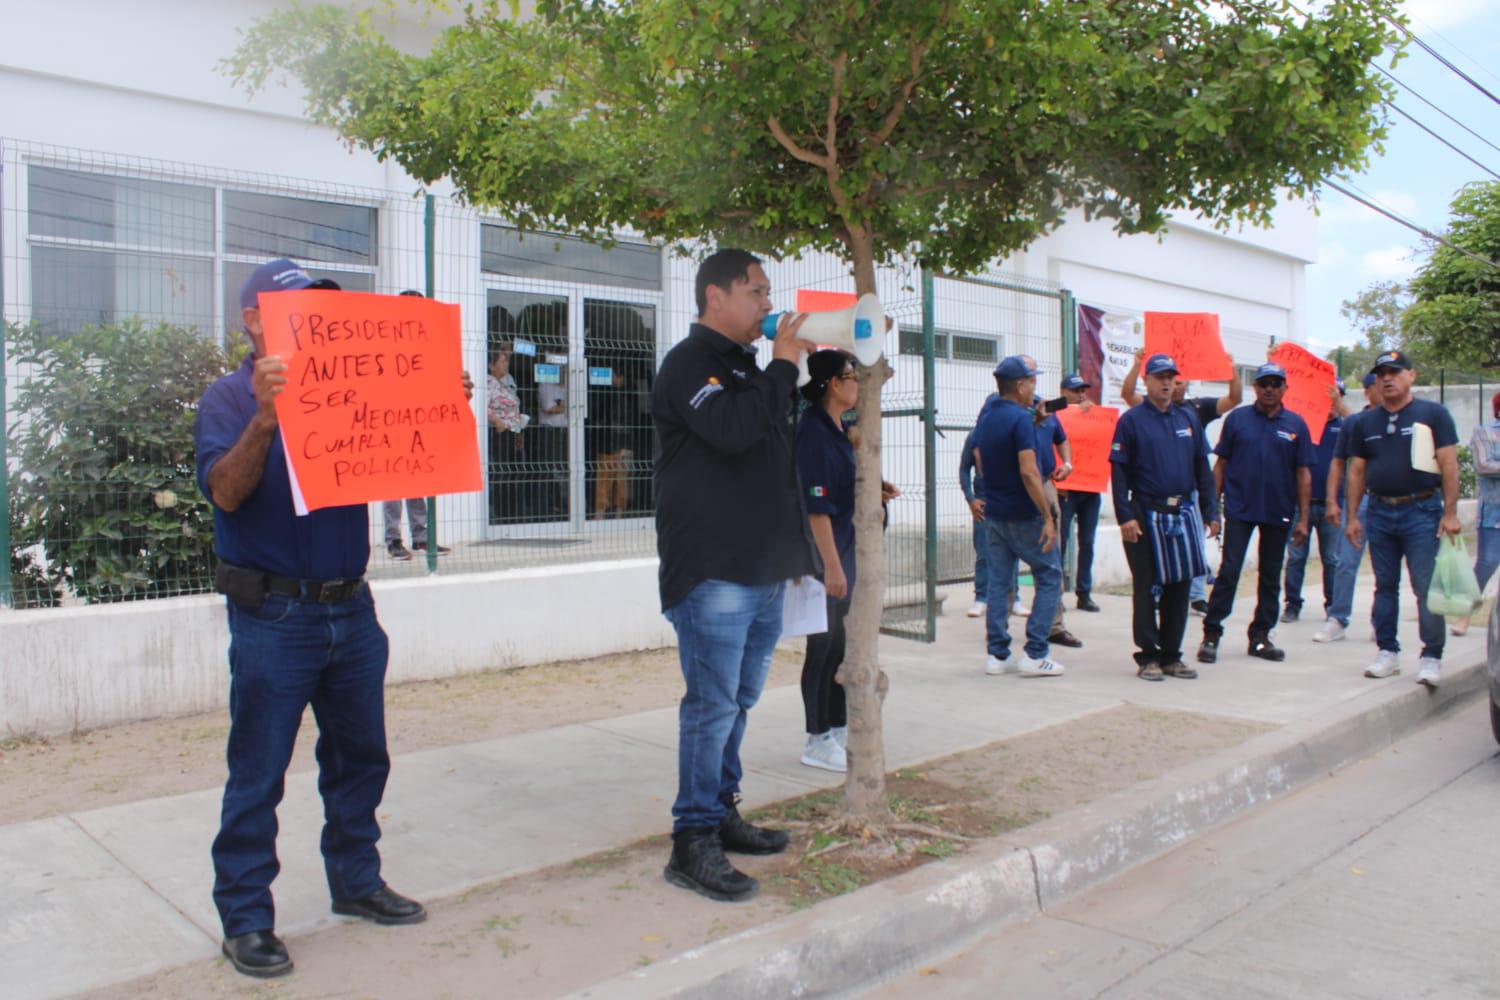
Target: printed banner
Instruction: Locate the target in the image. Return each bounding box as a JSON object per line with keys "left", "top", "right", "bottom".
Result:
{"left": 1270, "top": 342, "right": 1338, "bottom": 445}
{"left": 259, "top": 289, "right": 482, "bottom": 514}
{"left": 1054, "top": 404, "right": 1120, "bottom": 494}
{"left": 1143, "top": 312, "right": 1233, "bottom": 382}
{"left": 1078, "top": 302, "right": 1142, "bottom": 408}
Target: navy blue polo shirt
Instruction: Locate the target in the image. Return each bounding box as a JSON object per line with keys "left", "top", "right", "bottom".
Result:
{"left": 195, "top": 353, "right": 370, "bottom": 580}
{"left": 1109, "top": 400, "right": 1213, "bottom": 523}
{"left": 1348, "top": 397, "right": 1458, "bottom": 496}
{"left": 1308, "top": 416, "right": 1341, "bottom": 503}
{"left": 1034, "top": 413, "right": 1067, "bottom": 479}
{"left": 974, "top": 398, "right": 1041, "bottom": 521}
{"left": 1184, "top": 395, "right": 1222, "bottom": 429}
{"left": 1213, "top": 404, "right": 1315, "bottom": 524}
{"left": 796, "top": 405, "right": 857, "bottom": 589}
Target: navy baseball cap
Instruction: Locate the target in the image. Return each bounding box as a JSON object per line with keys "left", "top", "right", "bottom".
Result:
{"left": 1253, "top": 362, "right": 1288, "bottom": 382}
{"left": 1144, "top": 353, "right": 1179, "bottom": 376}
{"left": 1061, "top": 373, "right": 1090, "bottom": 390}
{"left": 1370, "top": 350, "right": 1413, "bottom": 373}
{"left": 1362, "top": 371, "right": 1378, "bottom": 389}
{"left": 240, "top": 257, "right": 314, "bottom": 311}
{"left": 993, "top": 355, "right": 1040, "bottom": 379}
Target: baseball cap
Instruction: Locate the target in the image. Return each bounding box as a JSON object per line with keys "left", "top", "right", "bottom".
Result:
{"left": 1362, "top": 371, "right": 1378, "bottom": 389}
{"left": 1144, "top": 353, "right": 1179, "bottom": 376}
{"left": 1253, "top": 362, "right": 1288, "bottom": 382}
{"left": 1369, "top": 350, "right": 1413, "bottom": 374}
{"left": 993, "top": 355, "right": 1040, "bottom": 379}
{"left": 239, "top": 257, "right": 313, "bottom": 311}
{"left": 1061, "top": 373, "right": 1090, "bottom": 390}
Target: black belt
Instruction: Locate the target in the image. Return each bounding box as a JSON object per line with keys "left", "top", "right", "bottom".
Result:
{"left": 1137, "top": 493, "right": 1191, "bottom": 512}
{"left": 1369, "top": 490, "right": 1436, "bottom": 506}
{"left": 266, "top": 574, "right": 366, "bottom": 603}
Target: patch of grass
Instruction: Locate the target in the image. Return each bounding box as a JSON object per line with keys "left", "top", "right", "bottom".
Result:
{"left": 1016, "top": 775, "right": 1045, "bottom": 792}
{"left": 894, "top": 767, "right": 925, "bottom": 781}
{"left": 918, "top": 839, "right": 957, "bottom": 859}
{"left": 762, "top": 789, "right": 839, "bottom": 823}
{"left": 890, "top": 796, "right": 936, "bottom": 824}
{"left": 0, "top": 732, "right": 51, "bottom": 752}
{"left": 809, "top": 861, "right": 864, "bottom": 896}
{"left": 493, "top": 935, "right": 528, "bottom": 958}
{"left": 483, "top": 914, "right": 523, "bottom": 933}
{"left": 808, "top": 830, "right": 841, "bottom": 853}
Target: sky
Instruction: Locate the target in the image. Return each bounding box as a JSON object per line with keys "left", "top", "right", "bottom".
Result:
{"left": 1304, "top": 0, "right": 1500, "bottom": 356}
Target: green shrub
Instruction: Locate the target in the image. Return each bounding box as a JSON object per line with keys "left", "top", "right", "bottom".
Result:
{"left": 6, "top": 320, "right": 238, "bottom": 603}
{"left": 1458, "top": 444, "right": 1477, "bottom": 501}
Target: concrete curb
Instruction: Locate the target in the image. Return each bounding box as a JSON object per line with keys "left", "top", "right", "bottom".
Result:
{"left": 572, "top": 660, "right": 1486, "bottom": 999}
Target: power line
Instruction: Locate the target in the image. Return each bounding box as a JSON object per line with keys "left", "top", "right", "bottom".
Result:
{"left": 1387, "top": 102, "right": 1500, "bottom": 180}
{"left": 1405, "top": 13, "right": 1500, "bottom": 93}
{"left": 1322, "top": 178, "right": 1500, "bottom": 273}
{"left": 1382, "top": 12, "right": 1500, "bottom": 108}
{"left": 1376, "top": 66, "right": 1500, "bottom": 158}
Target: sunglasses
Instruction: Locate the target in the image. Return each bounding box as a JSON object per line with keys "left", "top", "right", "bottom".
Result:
{"left": 1255, "top": 379, "right": 1285, "bottom": 389}
{"left": 1386, "top": 414, "right": 1399, "bottom": 435}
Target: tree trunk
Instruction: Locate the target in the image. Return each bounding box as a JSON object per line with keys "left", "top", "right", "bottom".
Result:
{"left": 837, "top": 226, "right": 893, "bottom": 829}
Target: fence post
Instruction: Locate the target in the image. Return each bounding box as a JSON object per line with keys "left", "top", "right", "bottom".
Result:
{"left": 1440, "top": 368, "right": 1446, "bottom": 405}
{"left": 1060, "top": 289, "right": 1077, "bottom": 374}
{"left": 920, "top": 266, "right": 938, "bottom": 641}
{"left": 0, "top": 142, "right": 11, "bottom": 609}
{"left": 423, "top": 192, "right": 439, "bottom": 574}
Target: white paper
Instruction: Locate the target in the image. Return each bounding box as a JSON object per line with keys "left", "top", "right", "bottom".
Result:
{"left": 1411, "top": 421, "right": 1438, "bottom": 474}
{"left": 781, "top": 577, "right": 828, "bottom": 638}
{"left": 281, "top": 429, "right": 310, "bottom": 516}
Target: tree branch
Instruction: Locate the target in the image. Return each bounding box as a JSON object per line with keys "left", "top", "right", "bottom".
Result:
{"left": 766, "top": 115, "right": 829, "bottom": 168}
{"left": 866, "top": 35, "right": 928, "bottom": 150}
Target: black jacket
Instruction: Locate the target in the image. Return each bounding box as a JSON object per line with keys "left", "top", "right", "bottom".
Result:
{"left": 652, "top": 324, "right": 819, "bottom": 610}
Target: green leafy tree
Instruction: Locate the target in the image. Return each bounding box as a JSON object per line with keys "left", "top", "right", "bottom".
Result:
{"left": 7, "top": 321, "right": 235, "bottom": 603}
{"left": 228, "top": 0, "right": 1400, "bottom": 829}
{"left": 1405, "top": 181, "right": 1500, "bottom": 370}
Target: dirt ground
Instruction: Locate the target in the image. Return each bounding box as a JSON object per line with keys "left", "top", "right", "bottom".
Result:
{"left": 0, "top": 646, "right": 804, "bottom": 825}
{"left": 84, "top": 704, "right": 1271, "bottom": 1000}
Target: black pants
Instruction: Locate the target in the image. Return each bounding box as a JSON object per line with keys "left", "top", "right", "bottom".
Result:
{"left": 801, "top": 594, "right": 849, "bottom": 734}
{"left": 1204, "top": 518, "right": 1291, "bottom": 641}
{"left": 1123, "top": 534, "right": 1191, "bottom": 666}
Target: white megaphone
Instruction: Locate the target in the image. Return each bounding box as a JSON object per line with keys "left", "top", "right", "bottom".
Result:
{"left": 761, "top": 293, "right": 891, "bottom": 385}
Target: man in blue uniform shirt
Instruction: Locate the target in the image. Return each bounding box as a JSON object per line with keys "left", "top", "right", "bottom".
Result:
{"left": 1197, "top": 362, "right": 1313, "bottom": 664}
{"left": 195, "top": 260, "right": 458, "bottom": 978}
{"left": 1110, "top": 354, "right": 1220, "bottom": 681}
{"left": 1282, "top": 380, "right": 1347, "bottom": 623}
{"left": 1344, "top": 351, "right": 1462, "bottom": 687}
{"left": 972, "top": 355, "right": 1066, "bottom": 678}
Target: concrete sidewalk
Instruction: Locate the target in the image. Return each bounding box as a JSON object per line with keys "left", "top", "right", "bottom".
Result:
{"left": 1, "top": 578, "right": 1481, "bottom": 998}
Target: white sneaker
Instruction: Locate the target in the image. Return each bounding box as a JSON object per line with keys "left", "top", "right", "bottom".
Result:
{"left": 1416, "top": 658, "right": 1442, "bottom": 689}
{"left": 1364, "top": 650, "right": 1400, "bottom": 679}
{"left": 829, "top": 725, "right": 848, "bottom": 748}
{"left": 985, "top": 653, "right": 1018, "bottom": 676}
{"left": 800, "top": 733, "right": 847, "bottom": 772}
{"left": 1312, "top": 619, "right": 1347, "bottom": 643}
{"left": 1011, "top": 599, "right": 1029, "bottom": 617}
{"left": 966, "top": 601, "right": 987, "bottom": 618}
{"left": 1018, "top": 653, "right": 1065, "bottom": 678}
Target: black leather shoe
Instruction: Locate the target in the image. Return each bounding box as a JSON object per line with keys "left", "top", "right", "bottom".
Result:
{"left": 222, "top": 930, "right": 292, "bottom": 979}
{"left": 332, "top": 886, "right": 427, "bottom": 925}
{"left": 664, "top": 828, "right": 758, "bottom": 901}
{"left": 1190, "top": 600, "right": 1209, "bottom": 616}
{"left": 1161, "top": 660, "right": 1199, "bottom": 679}
{"left": 719, "top": 802, "right": 789, "bottom": 855}
{"left": 1280, "top": 606, "right": 1300, "bottom": 623}
{"left": 1196, "top": 638, "right": 1218, "bottom": 664}
{"left": 1075, "top": 594, "right": 1101, "bottom": 613}
{"left": 1048, "top": 628, "right": 1083, "bottom": 648}
{"left": 1248, "top": 637, "right": 1286, "bottom": 662}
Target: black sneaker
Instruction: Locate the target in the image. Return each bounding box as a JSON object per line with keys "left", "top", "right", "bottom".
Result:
{"left": 387, "top": 541, "right": 413, "bottom": 561}
{"left": 1075, "top": 594, "right": 1101, "bottom": 613}
{"left": 1137, "top": 662, "right": 1165, "bottom": 682}
{"left": 1190, "top": 600, "right": 1209, "bottom": 616}
{"left": 1161, "top": 660, "right": 1199, "bottom": 679}
{"left": 1048, "top": 628, "right": 1084, "bottom": 649}
{"left": 411, "top": 541, "right": 451, "bottom": 555}
{"left": 719, "top": 801, "right": 789, "bottom": 855}
{"left": 664, "top": 828, "right": 757, "bottom": 901}
{"left": 1280, "top": 606, "right": 1300, "bottom": 623}
{"left": 1196, "top": 638, "right": 1218, "bottom": 664}
{"left": 1248, "top": 637, "right": 1286, "bottom": 661}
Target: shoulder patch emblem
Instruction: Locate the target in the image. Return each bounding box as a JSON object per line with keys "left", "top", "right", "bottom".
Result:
{"left": 689, "top": 379, "right": 725, "bottom": 410}
{"left": 809, "top": 486, "right": 827, "bottom": 497}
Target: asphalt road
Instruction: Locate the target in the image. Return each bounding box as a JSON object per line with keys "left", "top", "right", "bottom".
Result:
{"left": 875, "top": 698, "right": 1500, "bottom": 1000}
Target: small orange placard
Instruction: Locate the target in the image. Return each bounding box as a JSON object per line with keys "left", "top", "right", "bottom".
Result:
{"left": 1054, "top": 405, "right": 1119, "bottom": 494}
{"left": 1270, "top": 342, "right": 1338, "bottom": 445}
{"left": 258, "top": 290, "right": 481, "bottom": 513}
{"left": 796, "top": 289, "right": 858, "bottom": 312}
{"left": 1143, "top": 312, "right": 1233, "bottom": 382}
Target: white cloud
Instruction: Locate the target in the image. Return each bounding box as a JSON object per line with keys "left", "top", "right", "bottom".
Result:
{"left": 1313, "top": 188, "right": 1421, "bottom": 227}
{"left": 1315, "top": 241, "right": 1352, "bottom": 268}
{"left": 1404, "top": 0, "right": 1496, "bottom": 31}
{"left": 1361, "top": 244, "right": 1420, "bottom": 279}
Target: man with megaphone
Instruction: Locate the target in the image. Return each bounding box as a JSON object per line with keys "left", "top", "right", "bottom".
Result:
{"left": 651, "top": 248, "right": 822, "bottom": 903}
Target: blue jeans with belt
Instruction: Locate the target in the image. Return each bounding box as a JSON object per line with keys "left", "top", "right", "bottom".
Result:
{"left": 665, "top": 579, "right": 783, "bottom": 833}
{"left": 984, "top": 515, "right": 1062, "bottom": 660}
{"left": 1283, "top": 500, "right": 1341, "bottom": 614}
{"left": 212, "top": 585, "right": 391, "bottom": 937}
{"left": 1366, "top": 494, "right": 1444, "bottom": 659}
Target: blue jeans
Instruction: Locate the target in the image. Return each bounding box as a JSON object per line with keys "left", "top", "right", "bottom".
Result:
{"left": 1283, "top": 501, "right": 1341, "bottom": 613}
{"left": 212, "top": 586, "right": 391, "bottom": 937}
{"left": 1059, "top": 491, "right": 1101, "bottom": 597}
{"left": 972, "top": 517, "right": 989, "bottom": 602}
{"left": 1366, "top": 495, "right": 1444, "bottom": 659}
{"left": 984, "top": 516, "right": 1062, "bottom": 660}
{"left": 665, "top": 579, "right": 783, "bottom": 833}
{"left": 1327, "top": 495, "right": 1369, "bottom": 626}
{"left": 1476, "top": 525, "right": 1500, "bottom": 593}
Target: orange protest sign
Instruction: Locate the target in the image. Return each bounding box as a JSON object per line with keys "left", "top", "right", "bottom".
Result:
{"left": 796, "top": 289, "right": 858, "bottom": 312}
{"left": 258, "top": 290, "right": 481, "bottom": 514}
{"left": 1142, "top": 312, "right": 1233, "bottom": 382}
{"left": 1270, "top": 342, "right": 1338, "bottom": 445}
{"left": 1054, "top": 404, "right": 1119, "bottom": 494}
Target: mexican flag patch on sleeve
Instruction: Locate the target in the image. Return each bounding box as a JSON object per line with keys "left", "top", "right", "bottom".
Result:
{"left": 808, "top": 486, "right": 827, "bottom": 497}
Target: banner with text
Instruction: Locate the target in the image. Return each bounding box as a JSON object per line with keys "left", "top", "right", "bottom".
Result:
{"left": 1054, "top": 404, "right": 1120, "bottom": 494}
{"left": 1077, "top": 302, "right": 1142, "bottom": 408}
{"left": 1143, "top": 312, "right": 1233, "bottom": 382}
{"left": 259, "top": 290, "right": 482, "bottom": 514}
{"left": 1270, "top": 342, "right": 1338, "bottom": 445}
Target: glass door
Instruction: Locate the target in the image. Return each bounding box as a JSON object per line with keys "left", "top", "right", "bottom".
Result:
{"left": 583, "top": 298, "right": 658, "bottom": 522}
{"left": 486, "top": 289, "right": 572, "bottom": 530}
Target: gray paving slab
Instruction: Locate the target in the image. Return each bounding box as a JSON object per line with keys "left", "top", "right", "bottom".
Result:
{"left": 0, "top": 816, "right": 214, "bottom": 999}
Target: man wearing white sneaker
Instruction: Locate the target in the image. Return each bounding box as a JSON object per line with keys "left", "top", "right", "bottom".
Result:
{"left": 974, "top": 356, "right": 1066, "bottom": 678}
{"left": 1344, "top": 352, "right": 1461, "bottom": 688}
{"left": 1314, "top": 373, "right": 1381, "bottom": 643}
